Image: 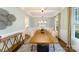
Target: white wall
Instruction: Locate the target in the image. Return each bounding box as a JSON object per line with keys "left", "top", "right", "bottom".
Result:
{"left": 0, "top": 7, "right": 26, "bottom": 36}
{"left": 59, "top": 8, "right": 68, "bottom": 43}
{"left": 25, "top": 16, "right": 29, "bottom": 28}
{"left": 29, "top": 17, "right": 55, "bottom": 29}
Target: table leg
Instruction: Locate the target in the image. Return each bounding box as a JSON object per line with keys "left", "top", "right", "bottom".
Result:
{"left": 31, "top": 45, "right": 33, "bottom": 52}
{"left": 53, "top": 44, "right": 55, "bottom": 52}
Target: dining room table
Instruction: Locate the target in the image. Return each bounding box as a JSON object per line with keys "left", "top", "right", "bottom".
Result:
{"left": 29, "top": 29, "right": 58, "bottom": 52}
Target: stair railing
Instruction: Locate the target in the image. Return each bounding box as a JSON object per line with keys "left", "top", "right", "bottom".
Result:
{"left": 0, "top": 32, "right": 24, "bottom": 52}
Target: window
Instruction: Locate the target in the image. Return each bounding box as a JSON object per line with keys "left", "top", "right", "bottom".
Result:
{"left": 74, "top": 8, "right": 79, "bottom": 39}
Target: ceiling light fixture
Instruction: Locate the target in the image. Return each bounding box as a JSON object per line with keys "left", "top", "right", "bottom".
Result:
{"left": 41, "top": 8, "right": 44, "bottom": 13}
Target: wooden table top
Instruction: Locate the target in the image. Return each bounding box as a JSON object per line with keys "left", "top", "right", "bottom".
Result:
{"left": 29, "top": 29, "right": 58, "bottom": 44}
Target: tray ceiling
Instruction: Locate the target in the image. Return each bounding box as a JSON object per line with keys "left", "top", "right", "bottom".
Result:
{"left": 21, "top": 7, "right": 65, "bottom": 17}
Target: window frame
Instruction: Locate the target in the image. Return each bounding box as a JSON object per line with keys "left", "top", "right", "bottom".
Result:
{"left": 72, "top": 8, "right": 79, "bottom": 40}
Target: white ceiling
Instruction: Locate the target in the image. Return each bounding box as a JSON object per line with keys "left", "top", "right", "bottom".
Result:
{"left": 21, "top": 7, "right": 65, "bottom": 18}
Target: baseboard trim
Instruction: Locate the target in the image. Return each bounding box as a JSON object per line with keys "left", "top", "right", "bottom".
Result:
{"left": 58, "top": 38, "right": 76, "bottom": 52}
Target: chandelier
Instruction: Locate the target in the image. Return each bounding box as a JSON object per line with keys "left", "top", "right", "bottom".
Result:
{"left": 38, "top": 8, "right": 47, "bottom": 28}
